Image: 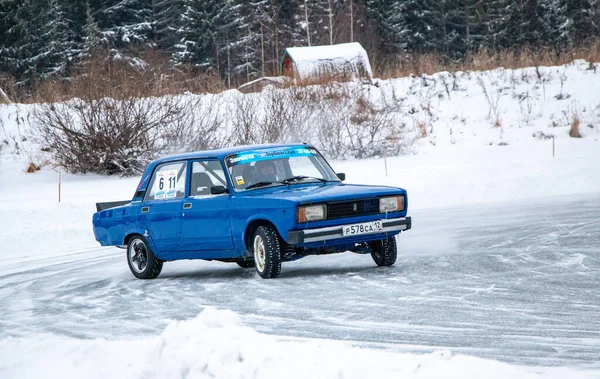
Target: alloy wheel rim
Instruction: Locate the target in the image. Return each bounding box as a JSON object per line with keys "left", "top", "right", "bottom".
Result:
{"left": 254, "top": 235, "right": 266, "bottom": 272}
{"left": 129, "top": 239, "right": 148, "bottom": 273}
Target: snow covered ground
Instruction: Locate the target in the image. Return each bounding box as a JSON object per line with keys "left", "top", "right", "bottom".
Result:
{"left": 1, "top": 62, "right": 600, "bottom": 378}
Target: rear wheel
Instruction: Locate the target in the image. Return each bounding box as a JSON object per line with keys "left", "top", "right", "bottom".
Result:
{"left": 371, "top": 236, "right": 397, "bottom": 267}
{"left": 127, "top": 235, "right": 163, "bottom": 279}
{"left": 252, "top": 225, "right": 282, "bottom": 279}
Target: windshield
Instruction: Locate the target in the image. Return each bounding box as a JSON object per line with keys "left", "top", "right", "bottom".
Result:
{"left": 225, "top": 146, "right": 340, "bottom": 191}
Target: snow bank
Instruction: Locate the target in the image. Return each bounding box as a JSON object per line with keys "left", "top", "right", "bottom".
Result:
{"left": 0, "top": 308, "right": 595, "bottom": 379}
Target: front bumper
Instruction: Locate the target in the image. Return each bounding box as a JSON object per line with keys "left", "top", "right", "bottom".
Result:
{"left": 287, "top": 216, "right": 412, "bottom": 245}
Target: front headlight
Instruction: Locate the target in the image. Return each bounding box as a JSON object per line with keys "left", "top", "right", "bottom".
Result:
{"left": 297, "top": 204, "right": 327, "bottom": 222}
{"left": 379, "top": 195, "right": 405, "bottom": 212}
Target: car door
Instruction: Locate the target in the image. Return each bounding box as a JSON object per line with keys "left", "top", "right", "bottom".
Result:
{"left": 181, "top": 159, "right": 234, "bottom": 253}
{"left": 141, "top": 160, "right": 188, "bottom": 255}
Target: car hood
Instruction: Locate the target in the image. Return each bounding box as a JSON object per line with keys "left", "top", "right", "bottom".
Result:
{"left": 240, "top": 182, "right": 405, "bottom": 204}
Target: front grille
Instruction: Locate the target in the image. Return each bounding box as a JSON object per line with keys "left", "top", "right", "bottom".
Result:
{"left": 327, "top": 199, "right": 380, "bottom": 220}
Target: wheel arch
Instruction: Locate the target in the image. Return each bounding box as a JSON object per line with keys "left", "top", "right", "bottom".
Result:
{"left": 124, "top": 233, "right": 141, "bottom": 245}
{"left": 244, "top": 219, "right": 280, "bottom": 254}
{"left": 123, "top": 230, "right": 163, "bottom": 260}
{"left": 123, "top": 231, "right": 148, "bottom": 246}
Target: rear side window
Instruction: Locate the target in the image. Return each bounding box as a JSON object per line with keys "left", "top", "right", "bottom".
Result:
{"left": 144, "top": 161, "right": 187, "bottom": 201}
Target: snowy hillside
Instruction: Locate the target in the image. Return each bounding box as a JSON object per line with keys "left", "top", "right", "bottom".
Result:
{"left": 1, "top": 62, "right": 600, "bottom": 378}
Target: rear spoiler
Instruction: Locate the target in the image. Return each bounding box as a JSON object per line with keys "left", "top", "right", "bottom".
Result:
{"left": 96, "top": 200, "right": 131, "bottom": 212}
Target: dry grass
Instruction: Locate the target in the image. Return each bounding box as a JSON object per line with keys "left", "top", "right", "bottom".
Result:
{"left": 14, "top": 51, "right": 228, "bottom": 104}
{"left": 25, "top": 162, "right": 41, "bottom": 173}
{"left": 375, "top": 40, "right": 600, "bottom": 79}
{"left": 569, "top": 115, "right": 582, "bottom": 138}
{"left": 417, "top": 121, "right": 427, "bottom": 138}
{"left": 494, "top": 117, "right": 502, "bottom": 128}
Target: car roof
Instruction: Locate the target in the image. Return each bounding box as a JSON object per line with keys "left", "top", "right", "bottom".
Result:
{"left": 150, "top": 143, "right": 313, "bottom": 166}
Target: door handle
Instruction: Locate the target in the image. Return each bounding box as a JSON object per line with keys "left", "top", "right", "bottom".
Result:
{"left": 183, "top": 203, "right": 192, "bottom": 209}
{"left": 141, "top": 206, "right": 149, "bottom": 213}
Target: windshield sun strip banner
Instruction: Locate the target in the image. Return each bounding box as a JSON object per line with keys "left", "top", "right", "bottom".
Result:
{"left": 226, "top": 147, "right": 317, "bottom": 166}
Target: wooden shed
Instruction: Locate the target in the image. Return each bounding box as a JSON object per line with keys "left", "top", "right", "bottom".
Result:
{"left": 280, "top": 42, "right": 372, "bottom": 82}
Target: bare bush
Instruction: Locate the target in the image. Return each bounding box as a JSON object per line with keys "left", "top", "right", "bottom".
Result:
{"left": 316, "top": 101, "right": 349, "bottom": 159}
{"left": 229, "top": 94, "right": 261, "bottom": 146}
{"left": 313, "top": 87, "right": 409, "bottom": 160}
{"left": 163, "top": 95, "right": 225, "bottom": 152}
{"left": 258, "top": 88, "right": 298, "bottom": 143}
{"left": 477, "top": 74, "right": 504, "bottom": 128}
{"left": 346, "top": 94, "right": 407, "bottom": 158}
{"left": 228, "top": 87, "right": 314, "bottom": 146}
{"left": 33, "top": 96, "right": 191, "bottom": 175}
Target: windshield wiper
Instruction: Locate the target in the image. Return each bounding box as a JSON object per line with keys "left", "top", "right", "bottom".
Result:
{"left": 282, "top": 175, "right": 327, "bottom": 184}
{"left": 245, "top": 181, "right": 276, "bottom": 190}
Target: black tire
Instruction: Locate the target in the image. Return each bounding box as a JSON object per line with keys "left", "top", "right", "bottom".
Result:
{"left": 252, "top": 225, "right": 282, "bottom": 279}
{"left": 126, "top": 235, "right": 163, "bottom": 279}
{"left": 371, "top": 236, "right": 397, "bottom": 267}
{"left": 236, "top": 259, "right": 255, "bottom": 268}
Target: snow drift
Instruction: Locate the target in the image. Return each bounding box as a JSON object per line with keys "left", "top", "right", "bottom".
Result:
{"left": 0, "top": 308, "right": 595, "bottom": 379}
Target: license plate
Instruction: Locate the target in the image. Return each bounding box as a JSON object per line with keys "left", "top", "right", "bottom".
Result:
{"left": 342, "top": 220, "right": 383, "bottom": 236}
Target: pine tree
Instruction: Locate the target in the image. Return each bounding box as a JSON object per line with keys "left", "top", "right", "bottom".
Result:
{"left": 173, "top": 0, "right": 217, "bottom": 67}
{"left": 446, "top": 0, "right": 486, "bottom": 57}
{"left": 218, "top": 0, "right": 245, "bottom": 83}
{"left": 94, "top": 0, "right": 153, "bottom": 50}
{"left": 402, "top": 0, "right": 445, "bottom": 53}
{"left": 567, "top": 0, "right": 600, "bottom": 41}
{"left": 483, "top": 0, "right": 513, "bottom": 51}
{"left": 40, "top": 0, "right": 74, "bottom": 77}
{"left": 237, "top": 0, "right": 272, "bottom": 78}
{"left": 173, "top": 0, "right": 243, "bottom": 85}
{"left": 152, "top": 0, "right": 185, "bottom": 53}
{"left": 0, "top": 0, "right": 73, "bottom": 84}
{"left": 365, "top": 0, "right": 407, "bottom": 55}
{"left": 380, "top": 0, "right": 408, "bottom": 54}
{"left": 81, "top": 3, "right": 104, "bottom": 59}
{"left": 538, "top": 0, "right": 573, "bottom": 48}
{"left": 503, "top": 0, "right": 541, "bottom": 48}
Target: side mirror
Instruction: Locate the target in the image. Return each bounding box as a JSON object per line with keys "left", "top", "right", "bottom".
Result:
{"left": 337, "top": 173, "right": 346, "bottom": 181}
{"left": 210, "top": 185, "right": 229, "bottom": 195}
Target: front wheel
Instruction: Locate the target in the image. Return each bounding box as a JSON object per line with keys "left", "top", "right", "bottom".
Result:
{"left": 252, "top": 225, "right": 282, "bottom": 279}
{"left": 127, "top": 235, "right": 163, "bottom": 279}
{"left": 370, "top": 236, "right": 397, "bottom": 267}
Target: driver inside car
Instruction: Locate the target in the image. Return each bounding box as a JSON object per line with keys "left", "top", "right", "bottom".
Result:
{"left": 255, "top": 160, "right": 278, "bottom": 183}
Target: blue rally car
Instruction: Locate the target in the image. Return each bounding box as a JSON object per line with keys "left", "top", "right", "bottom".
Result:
{"left": 92, "top": 144, "right": 412, "bottom": 279}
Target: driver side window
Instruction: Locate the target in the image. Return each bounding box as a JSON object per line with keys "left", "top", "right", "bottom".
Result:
{"left": 190, "top": 160, "right": 226, "bottom": 196}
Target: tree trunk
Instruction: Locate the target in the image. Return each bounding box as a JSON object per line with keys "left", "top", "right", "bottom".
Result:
{"left": 350, "top": 0, "right": 354, "bottom": 42}
{"left": 328, "top": 0, "right": 334, "bottom": 45}
{"left": 304, "top": 0, "right": 311, "bottom": 46}
{"left": 261, "top": 23, "right": 265, "bottom": 77}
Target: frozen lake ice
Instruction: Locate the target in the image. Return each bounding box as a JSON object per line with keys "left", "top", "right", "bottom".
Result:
{"left": 2, "top": 194, "right": 599, "bottom": 368}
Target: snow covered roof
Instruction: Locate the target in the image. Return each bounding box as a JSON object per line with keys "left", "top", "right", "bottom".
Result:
{"left": 282, "top": 42, "right": 372, "bottom": 80}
